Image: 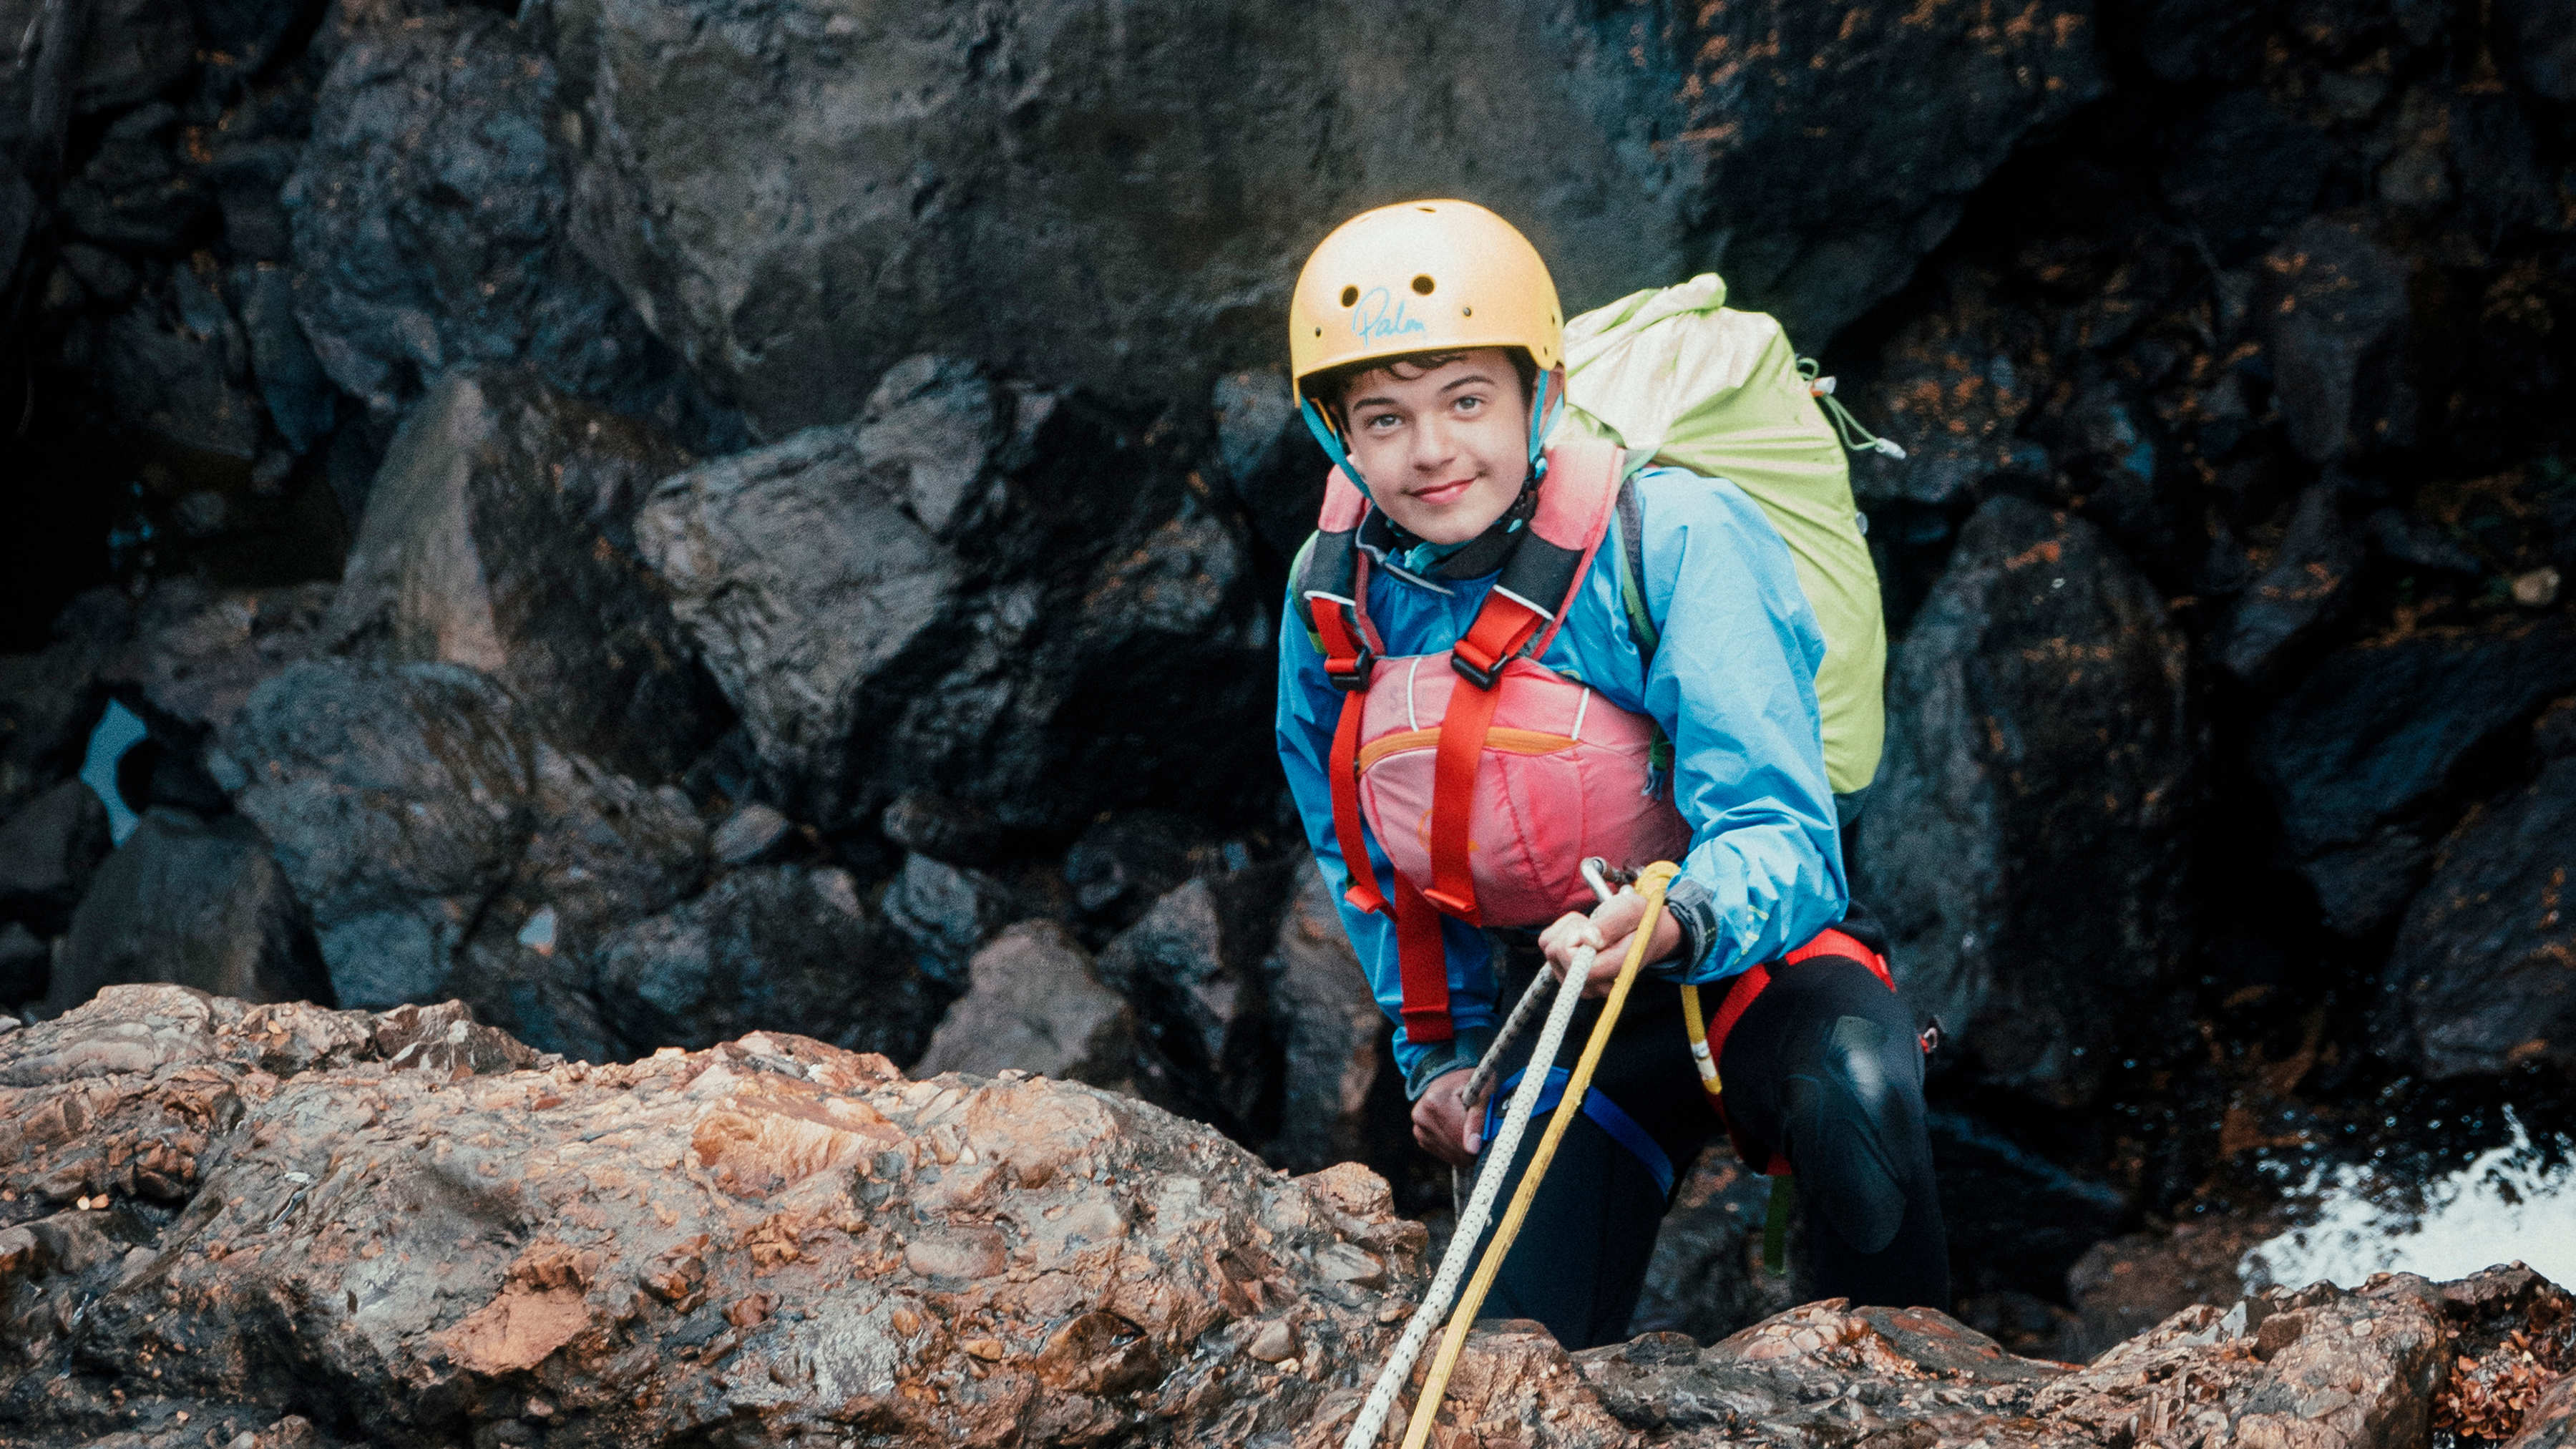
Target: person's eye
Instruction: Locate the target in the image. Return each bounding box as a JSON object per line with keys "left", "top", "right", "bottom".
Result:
{"left": 1455, "top": 395, "right": 1483, "bottom": 414}
{"left": 1363, "top": 413, "right": 1400, "bottom": 431}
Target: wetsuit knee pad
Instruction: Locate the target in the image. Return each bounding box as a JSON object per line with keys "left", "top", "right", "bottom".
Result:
{"left": 1780, "top": 1013, "right": 1933, "bottom": 1256}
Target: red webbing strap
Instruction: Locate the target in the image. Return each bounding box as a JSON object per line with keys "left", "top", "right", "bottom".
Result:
{"left": 1390, "top": 872, "right": 1453, "bottom": 1043}
{"left": 1327, "top": 692, "right": 1382, "bottom": 915}
{"left": 1309, "top": 557, "right": 1387, "bottom": 917}
{"left": 1704, "top": 964, "right": 1788, "bottom": 1174}
{"left": 1782, "top": 926, "right": 1893, "bottom": 989}
{"left": 1420, "top": 592, "right": 1548, "bottom": 919}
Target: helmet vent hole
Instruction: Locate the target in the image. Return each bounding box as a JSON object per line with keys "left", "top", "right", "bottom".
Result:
{"left": 1461, "top": 306, "right": 1473, "bottom": 318}
{"left": 1417, "top": 205, "right": 1437, "bottom": 213}
{"left": 1411, "top": 275, "right": 1435, "bottom": 296}
{"left": 1340, "top": 286, "right": 1359, "bottom": 308}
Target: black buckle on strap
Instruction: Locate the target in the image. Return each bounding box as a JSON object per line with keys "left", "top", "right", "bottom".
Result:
{"left": 1326, "top": 645, "right": 1377, "bottom": 693}
{"left": 1450, "top": 643, "right": 1506, "bottom": 691}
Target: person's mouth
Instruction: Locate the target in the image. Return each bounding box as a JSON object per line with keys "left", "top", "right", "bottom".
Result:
{"left": 1409, "top": 477, "right": 1475, "bottom": 506}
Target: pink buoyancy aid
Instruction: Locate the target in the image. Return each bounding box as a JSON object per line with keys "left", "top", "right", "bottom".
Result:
{"left": 1296, "top": 440, "right": 1691, "bottom": 1045}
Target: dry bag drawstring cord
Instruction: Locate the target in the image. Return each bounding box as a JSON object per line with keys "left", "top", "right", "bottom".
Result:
{"left": 1797, "top": 358, "right": 1907, "bottom": 460}
{"left": 1343, "top": 861, "right": 1681, "bottom": 1449}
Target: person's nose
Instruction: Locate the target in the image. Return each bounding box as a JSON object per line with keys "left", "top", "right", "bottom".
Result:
{"left": 1409, "top": 412, "right": 1460, "bottom": 474}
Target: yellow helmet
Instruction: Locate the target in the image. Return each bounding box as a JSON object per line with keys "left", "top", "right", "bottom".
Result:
{"left": 1287, "top": 200, "right": 1564, "bottom": 404}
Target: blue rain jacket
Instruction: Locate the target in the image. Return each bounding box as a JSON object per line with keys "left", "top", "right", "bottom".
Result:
{"left": 1275, "top": 464, "right": 1849, "bottom": 1088}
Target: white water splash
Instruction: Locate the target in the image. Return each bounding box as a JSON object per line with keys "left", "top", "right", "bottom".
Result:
{"left": 2241, "top": 1110, "right": 2576, "bottom": 1291}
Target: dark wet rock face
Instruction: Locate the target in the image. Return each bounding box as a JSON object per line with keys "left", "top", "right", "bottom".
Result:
{"left": 1094, "top": 866, "right": 1294, "bottom": 1141}
{"left": 637, "top": 358, "right": 1272, "bottom": 836}
{"left": 1857, "top": 496, "right": 2200, "bottom": 1106}
{"left": 881, "top": 852, "right": 1018, "bottom": 991}
{"left": 2253, "top": 616, "right": 2576, "bottom": 937}
{"left": 2376, "top": 753, "right": 2576, "bottom": 1079}
{"left": 213, "top": 658, "right": 706, "bottom": 1053}
{"left": 0, "top": 594, "right": 130, "bottom": 821}
{"left": 284, "top": 8, "right": 728, "bottom": 446}
{"left": 322, "top": 369, "right": 725, "bottom": 782}
{"left": 540, "top": 0, "right": 2094, "bottom": 439}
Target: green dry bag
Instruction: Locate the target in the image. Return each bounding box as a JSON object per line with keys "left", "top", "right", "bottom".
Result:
{"left": 1554, "top": 273, "right": 1892, "bottom": 799}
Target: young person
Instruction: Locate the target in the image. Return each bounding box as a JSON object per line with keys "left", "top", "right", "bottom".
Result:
{"left": 1274, "top": 200, "right": 1948, "bottom": 1349}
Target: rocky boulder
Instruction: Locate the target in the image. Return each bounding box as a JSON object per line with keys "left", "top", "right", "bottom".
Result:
{"left": 0, "top": 779, "right": 112, "bottom": 937}
{"left": 100, "top": 577, "right": 337, "bottom": 736}
{"left": 911, "top": 921, "right": 1136, "bottom": 1091}
{"left": 0, "top": 985, "right": 1428, "bottom": 1448}
{"left": 880, "top": 852, "right": 1019, "bottom": 990}
{"left": 2373, "top": 753, "right": 2576, "bottom": 1079}
{"left": 2253, "top": 216, "right": 2417, "bottom": 466}
{"left": 1095, "top": 864, "right": 1295, "bottom": 1142}
{"left": 46, "top": 807, "right": 330, "bottom": 1015}
{"left": 636, "top": 357, "right": 1272, "bottom": 836}
{"left": 217, "top": 660, "right": 537, "bottom": 1008}
{"left": 1256, "top": 862, "right": 1389, "bottom": 1179}
{"left": 9, "top": 986, "right": 2576, "bottom": 1448}
{"left": 590, "top": 864, "right": 940, "bottom": 1064}
{"left": 283, "top": 7, "right": 727, "bottom": 445}
{"left": 215, "top": 660, "right": 705, "bottom": 1036}
{"left": 323, "top": 369, "right": 726, "bottom": 781}
{"left": 1855, "top": 495, "right": 2201, "bottom": 1106}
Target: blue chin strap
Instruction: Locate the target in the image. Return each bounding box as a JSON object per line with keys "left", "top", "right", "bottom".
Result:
{"left": 1297, "top": 367, "right": 1563, "bottom": 517}
{"left": 1527, "top": 369, "right": 1555, "bottom": 482}
{"left": 1299, "top": 396, "right": 1370, "bottom": 500}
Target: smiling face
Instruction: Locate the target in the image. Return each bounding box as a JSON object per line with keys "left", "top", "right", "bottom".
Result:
{"left": 1334, "top": 348, "right": 1553, "bottom": 545}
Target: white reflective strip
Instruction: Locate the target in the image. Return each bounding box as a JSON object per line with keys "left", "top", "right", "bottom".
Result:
{"left": 1491, "top": 585, "right": 1557, "bottom": 620}
{"left": 1303, "top": 590, "right": 1358, "bottom": 608}
{"left": 1571, "top": 687, "right": 1591, "bottom": 743}
{"left": 1405, "top": 655, "right": 1424, "bottom": 731}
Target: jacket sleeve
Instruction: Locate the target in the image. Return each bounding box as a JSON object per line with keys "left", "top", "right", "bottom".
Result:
{"left": 1276, "top": 586, "right": 1500, "bottom": 1093}
{"left": 1631, "top": 474, "right": 1850, "bottom": 985}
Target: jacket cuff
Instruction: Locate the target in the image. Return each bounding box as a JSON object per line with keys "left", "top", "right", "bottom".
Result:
{"left": 1662, "top": 875, "right": 1721, "bottom": 972}
{"left": 1402, "top": 1025, "right": 1496, "bottom": 1101}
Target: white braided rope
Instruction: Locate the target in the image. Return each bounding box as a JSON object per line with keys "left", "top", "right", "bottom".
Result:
{"left": 1340, "top": 939, "right": 1596, "bottom": 1449}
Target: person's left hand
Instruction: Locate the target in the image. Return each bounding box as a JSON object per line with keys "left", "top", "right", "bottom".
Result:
{"left": 1538, "top": 890, "right": 1684, "bottom": 999}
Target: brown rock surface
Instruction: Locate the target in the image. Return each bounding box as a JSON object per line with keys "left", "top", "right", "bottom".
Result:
{"left": 0, "top": 985, "right": 1425, "bottom": 1446}
{"left": 6, "top": 986, "right": 2570, "bottom": 1449}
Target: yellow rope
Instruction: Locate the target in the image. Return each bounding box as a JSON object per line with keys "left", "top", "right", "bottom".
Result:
{"left": 1397, "top": 862, "right": 1679, "bottom": 1449}
{"left": 1679, "top": 982, "right": 1721, "bottom": 1101}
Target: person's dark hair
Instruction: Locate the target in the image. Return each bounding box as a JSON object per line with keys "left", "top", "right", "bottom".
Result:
{"left": 1309, "top": 347, "right": 1541, "bottom": 426}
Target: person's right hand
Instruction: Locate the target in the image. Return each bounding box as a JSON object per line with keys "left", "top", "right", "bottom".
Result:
{"left": 1410, "top": 1068, "right": 1483, "bottom": 1168}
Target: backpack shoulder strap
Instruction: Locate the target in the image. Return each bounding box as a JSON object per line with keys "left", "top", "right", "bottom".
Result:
{"left": 1479, "top": 439, "right": 1622, "bottom": 664}
{"left": 1611, "top": 472, "right": 1662, "bottom": 669}
{"left": 1293, "top": 464, "right": 1384, "bottom": 677}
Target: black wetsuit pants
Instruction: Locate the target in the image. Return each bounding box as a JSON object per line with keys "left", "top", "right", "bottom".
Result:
{"left": 1458, "top": 921, "right": 1950, "bottom": 1349}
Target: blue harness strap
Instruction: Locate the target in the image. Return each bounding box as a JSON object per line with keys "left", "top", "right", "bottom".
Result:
{"left": 1482, "top": 1065, "right": 1677, "bottom": 1199}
